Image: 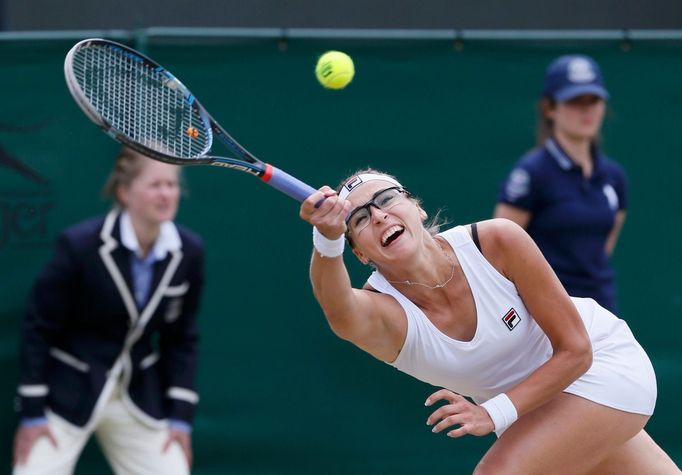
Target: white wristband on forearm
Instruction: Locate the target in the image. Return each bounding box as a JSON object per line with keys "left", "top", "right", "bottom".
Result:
{"left": 313, "top": 227, "right": 345, "bottom": 258}
{"left": 481, "top": 393, "right": 518, "bottom": 434}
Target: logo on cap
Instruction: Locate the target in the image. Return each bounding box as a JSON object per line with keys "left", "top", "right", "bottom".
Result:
{"left": 567, "top": 58, "right": 596, "bottom": 83}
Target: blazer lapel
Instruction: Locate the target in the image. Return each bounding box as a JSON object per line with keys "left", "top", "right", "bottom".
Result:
{"left": 98, "top": 208, "right": 139, "bottom": 325}
{"left": 112, "top": 246, "right": 134, "bottom": 300}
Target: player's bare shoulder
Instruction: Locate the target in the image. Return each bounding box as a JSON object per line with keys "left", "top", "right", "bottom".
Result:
{"left": 463, "top": 218, "right": 519, "bottom": 245}
{"left": 466, "top": 219, "right": 529, "bottom": 277}
{"left": 473, "top": 218, "right": 527, "bottom": 246}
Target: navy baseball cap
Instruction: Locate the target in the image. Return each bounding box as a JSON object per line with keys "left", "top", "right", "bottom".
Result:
{"left": 542, "top": 54, "right": 609, "bottom": 102}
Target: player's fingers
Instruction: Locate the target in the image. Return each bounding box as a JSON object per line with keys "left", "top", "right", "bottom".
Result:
{"left": 430, "top": 413, "right": 465, "bottom": 434}
{"left": 326, "top": 196, "right": 351, "bottom": 221}
{"left": 313, "top": 203, "right": 343, "bottom": 230}
{"left": 317, "top": 186, "right": 338, "bottom": 206}
{"left": 426, "top": 403, "right": 468, "bottom": 425}
{"left": 312, "top": 197, "right": 349, "bottom": 233}
{"left": 425, "top": 401, "right": 466, "bottom": 425}
{"left": 425, "top": 405, "right": 447, "bottom": 425}
{"left": 424, "top": 388, "right": 462, "bottom": 406}
{"left": 314, "top": 191, "right": 341, "bottom": 215}
{"left": 342, "top": 198, "right": 353, "bottom": 214}
{"left": 303, "top": 186, "right": 336, "bottom": 206}
{"left": 446, "top": 425, "right": 471, "bottom": 438}
{"left": 301, "top": 189, "right": 329, "bottom": 217}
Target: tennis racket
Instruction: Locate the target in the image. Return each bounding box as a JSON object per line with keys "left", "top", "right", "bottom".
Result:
{"left": 64, "top": 38, "right": 316, "bottom": 202}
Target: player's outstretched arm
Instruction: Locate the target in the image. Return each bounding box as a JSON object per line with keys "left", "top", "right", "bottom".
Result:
{"left": 300, "top": 187, "right": 402, "bottom": 361}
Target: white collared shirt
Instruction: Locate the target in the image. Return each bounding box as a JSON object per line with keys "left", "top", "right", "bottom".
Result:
{"left": 119, "top": 211, "right": 181, "bottom": 306}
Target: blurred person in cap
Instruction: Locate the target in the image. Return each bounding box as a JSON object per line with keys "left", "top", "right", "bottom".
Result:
{"left": 494, "top": 54, "right": 627, "bottom": 313}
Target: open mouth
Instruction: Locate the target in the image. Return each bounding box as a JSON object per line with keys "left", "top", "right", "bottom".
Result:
{"left": 381, "top": 225, "right": 404, "bottom": 247}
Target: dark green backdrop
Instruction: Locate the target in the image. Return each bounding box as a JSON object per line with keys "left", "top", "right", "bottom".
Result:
{"left": 1, "top": 35, "right": 680, "bottom": 473}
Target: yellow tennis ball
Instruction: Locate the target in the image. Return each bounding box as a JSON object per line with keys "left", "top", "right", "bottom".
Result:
{"left": 315, "top": 51, "right": 355, "bottom": 89}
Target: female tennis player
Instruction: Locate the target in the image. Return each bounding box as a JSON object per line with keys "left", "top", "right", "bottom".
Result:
{"left": 299, "top": 170, "right": 679, "bottom": 474}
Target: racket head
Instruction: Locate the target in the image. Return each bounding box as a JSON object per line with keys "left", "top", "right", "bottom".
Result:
{"left": 64, "top": 38, "right": 214, "bottom": 165}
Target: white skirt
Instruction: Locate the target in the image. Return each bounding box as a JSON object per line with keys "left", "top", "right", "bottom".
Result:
{"left": 564, "top": 298, "right": 657, "bottom": 416}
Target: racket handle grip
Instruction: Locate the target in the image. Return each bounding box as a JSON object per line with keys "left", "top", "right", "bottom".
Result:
{"left": 261, "top": 164, "right": 317, "bottom": 203}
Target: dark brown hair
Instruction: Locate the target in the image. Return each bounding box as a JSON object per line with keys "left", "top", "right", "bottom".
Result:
{"left": 535, "top": 97, "right": 556, "bottom": 146}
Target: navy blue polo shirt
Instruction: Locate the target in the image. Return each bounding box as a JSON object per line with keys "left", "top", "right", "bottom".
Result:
{"left": 497, "top": 137, "right": 628, "bottom": 312}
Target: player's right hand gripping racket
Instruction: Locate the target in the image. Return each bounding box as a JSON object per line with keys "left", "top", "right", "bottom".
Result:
{"left": 64, "top": 38, "right": 316, "bottom": 202}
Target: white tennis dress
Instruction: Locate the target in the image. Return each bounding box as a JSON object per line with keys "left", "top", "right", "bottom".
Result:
{"left": 367, "top": 225, "right": 657, "bottom": 419}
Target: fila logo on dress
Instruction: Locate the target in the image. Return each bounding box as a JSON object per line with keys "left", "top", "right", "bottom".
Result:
{"left": 502, "top": 308, "right": 521, "bottom": 331}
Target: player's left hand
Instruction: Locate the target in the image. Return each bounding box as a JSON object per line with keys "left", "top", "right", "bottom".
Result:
{"left": 163, "top": 429, "right": 193, "bottom": 467}
{"left": 425, "top": 388, "right": 495, "bottom": 437}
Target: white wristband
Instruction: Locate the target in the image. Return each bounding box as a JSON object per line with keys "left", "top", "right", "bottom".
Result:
{"left": 313, "top": 227, "right": 345, "bottom": 258}
{"left": 480, "top": 393, "right": 518, "bottom": 435}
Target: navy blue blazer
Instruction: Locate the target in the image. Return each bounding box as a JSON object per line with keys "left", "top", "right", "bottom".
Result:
{"left": 16, "top": 208, "right": 204, "bottom": 428}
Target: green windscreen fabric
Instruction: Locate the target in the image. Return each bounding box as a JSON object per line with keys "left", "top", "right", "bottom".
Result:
{"left": 1, "top": 37, "right": 680, "bottom": 473}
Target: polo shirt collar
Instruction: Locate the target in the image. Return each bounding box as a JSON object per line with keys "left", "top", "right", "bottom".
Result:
{"left": 119, "top": 210, "right": 181, "bottom": 260}
{"left": 544, "top": 137, "right": 603, "bottom": 174}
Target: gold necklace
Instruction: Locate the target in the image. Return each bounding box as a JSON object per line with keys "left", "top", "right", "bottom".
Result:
{"left": 386, "top": 241, "right": 455, "bottom": 289}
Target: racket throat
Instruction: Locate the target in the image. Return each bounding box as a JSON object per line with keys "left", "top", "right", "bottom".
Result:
{"left": 259, "top": 163, "right": 274, "bottom": 183}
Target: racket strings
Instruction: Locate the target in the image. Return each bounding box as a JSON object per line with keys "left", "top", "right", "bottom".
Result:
{"left": 71, "top": 44, "right": 211, "bottom": 159}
